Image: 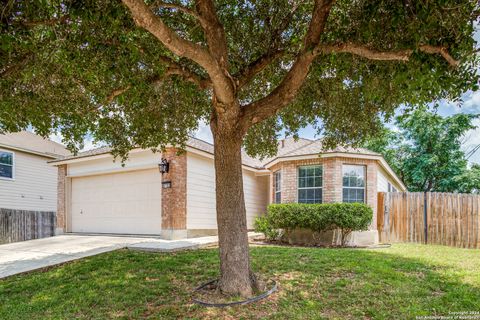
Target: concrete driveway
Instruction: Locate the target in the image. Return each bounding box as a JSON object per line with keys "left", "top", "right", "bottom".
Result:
{"left": 0, "top": 234, "right": 223, "bottom": 279}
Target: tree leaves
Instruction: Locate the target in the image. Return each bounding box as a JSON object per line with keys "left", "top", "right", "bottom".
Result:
{"left": 1, "top": 0, "right": 479, "bottom": 159}
{"left": 363, "top": 107, "right": 479, "bottom": 192}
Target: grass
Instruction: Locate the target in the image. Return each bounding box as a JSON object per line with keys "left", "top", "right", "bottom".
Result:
{"left": 0, "top": 244, "right": 479, "bottom": 320}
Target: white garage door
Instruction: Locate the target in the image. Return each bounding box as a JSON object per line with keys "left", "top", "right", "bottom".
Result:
{"left": 71, "top": 169, "right": 162, "bottom": 234}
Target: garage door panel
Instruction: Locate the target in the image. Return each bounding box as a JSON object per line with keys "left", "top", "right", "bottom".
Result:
{"left": 71, "top": 169, "right": 162, "bottom": 235}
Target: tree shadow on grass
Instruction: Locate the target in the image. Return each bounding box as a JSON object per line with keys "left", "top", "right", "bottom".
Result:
{"left": 0, "top": 246, "right": 479, "bottom": 320}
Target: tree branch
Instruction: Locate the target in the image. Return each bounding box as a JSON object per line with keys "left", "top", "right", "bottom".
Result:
{"left": 236, "top": 49, "right": 286, "bottom": 88}
{"left": 418, "top": 45, "right": 459, "bottom": 67}
{"left": 149, "top": 1, "right": 208, "bottom": 27}
{"left": 106, "top": 59, "right": 211, "bottom": 104}
{"left": 240, "top": 0, "right": 336, "bottom": 128}
{"left": 242, "top": 35, "right": 460, "bottom": 127}
{"left": 235, "top": 2, "right": 300, "bottom": 88}
{"left": 314, "top": 43, "right": 459, "bottom": 67}
{"left": 106, "top": 86, "right": 132, "bottom": 104}
{"left": 18, "top": 15, "right": 70, "bottom": 28}
{"left": 194, "top": 0, "right": 236, "bottom": 103}
{"left": 122, "top": 0, "right": 234, "bottom": 105}
{"left": 0, "top": 53, "right": 33, "bottom": 78}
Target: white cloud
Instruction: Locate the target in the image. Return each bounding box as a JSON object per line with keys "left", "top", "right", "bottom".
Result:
{"left": 193, "top": 120, "right": 213, "bottom": 143}
{"left": 48, "top": 132, "right": 64, "bottom": 145}
{"left": 48, "top": 132, "right": 101, "bottom": 152}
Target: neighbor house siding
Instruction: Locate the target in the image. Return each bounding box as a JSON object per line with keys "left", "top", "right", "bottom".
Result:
{"left": 186, "top": 152, "right": 269, "bottom": 230}
{"left": 377, "top": 166, "right": 403, "bottom": 192}
{"left": 0, "top": 148, "right": 57, "bottom": 211}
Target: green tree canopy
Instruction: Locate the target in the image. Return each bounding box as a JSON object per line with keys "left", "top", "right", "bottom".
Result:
{"left": 1, "top": 1, "right": 479, "bottom": 157}
{"left": 363, "top": 108, "right": 480, "bottom": 192}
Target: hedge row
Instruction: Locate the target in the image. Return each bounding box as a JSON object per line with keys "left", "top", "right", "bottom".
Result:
{"left": 254, "top": 203, "right": 373, "bottom": 245}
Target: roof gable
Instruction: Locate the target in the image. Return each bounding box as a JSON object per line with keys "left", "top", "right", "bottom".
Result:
{"left": 0, "top": 131, "right": 70, "bottom": 158}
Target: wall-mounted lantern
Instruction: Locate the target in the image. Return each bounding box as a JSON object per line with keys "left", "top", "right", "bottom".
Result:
{"left": 158, "top": 158, "right": 169, "bottom": 174}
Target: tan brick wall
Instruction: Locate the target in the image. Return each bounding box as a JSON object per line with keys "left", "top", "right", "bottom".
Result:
{"left": 268, "top": 156, "right": 378, "bottom": 229}
{"left": 56, "top": 164, "right": 67, "bottom": 232}
{"left": 161, "top": 148, "right": 187, "bottom": 230}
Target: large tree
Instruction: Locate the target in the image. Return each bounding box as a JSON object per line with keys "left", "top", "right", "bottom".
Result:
{"left": 1, "top": 0, "right": 479, "bottom": 296}
{"left": 363, "top": 108, "right": 479, "bottom": 192}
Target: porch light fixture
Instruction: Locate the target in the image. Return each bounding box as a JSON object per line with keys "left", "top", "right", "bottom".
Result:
{"left": 158, "top": 158, "right": 169, "bottom": 174}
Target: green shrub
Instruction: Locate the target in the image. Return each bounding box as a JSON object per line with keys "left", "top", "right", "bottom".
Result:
{"left": 328, "top": 203, "right": 373, "bottom": 246}
{"left": 258, "top": 203, "right": 373, "bottom": 246}
{"left": 254, "top": 216, "right": 280, "bottom": 240}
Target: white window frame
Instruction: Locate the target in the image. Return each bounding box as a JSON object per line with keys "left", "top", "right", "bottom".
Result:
{"left": 0, "top": 149, "right": 15, "bottom": 181}
{"left": 297, "top": 165, "right": 323, "bottom": 204}
{"left": 274, "top": 170, "right": 281, "bottom": 204}
{"left": 342, "top": 164, "right": 366, "bottom": 203}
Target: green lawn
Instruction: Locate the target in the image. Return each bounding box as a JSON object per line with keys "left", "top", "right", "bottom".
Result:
{"left": 1, "top": 244, "right": 479, "bottom": 320}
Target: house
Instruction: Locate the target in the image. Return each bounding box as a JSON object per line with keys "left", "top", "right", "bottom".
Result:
{"left": 50, "top": 137, "right": 405, "bottom": 244}
{"left": 0, "top": 131, "right": 70, "bottom": 212}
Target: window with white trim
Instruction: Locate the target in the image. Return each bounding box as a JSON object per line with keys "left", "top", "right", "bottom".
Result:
{"left": 274, "top": 170, "right": 281, "bottom": 203}
{"left": 342, "top": 165, "right": 365, "bottom": 203}
{"left": 298, "top": 165, "right": 322, "bottom": 203}
{"left": 0, "top": 150, "right": 14, "bottom": 179}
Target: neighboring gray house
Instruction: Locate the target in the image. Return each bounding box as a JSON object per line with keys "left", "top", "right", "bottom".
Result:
{"left": 0, "top": 131, "right": 70, "bottom": 212}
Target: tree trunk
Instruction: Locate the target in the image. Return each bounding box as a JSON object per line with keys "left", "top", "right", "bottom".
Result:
{"left": 212, "top": 124, "right": 253, "bottom": 297}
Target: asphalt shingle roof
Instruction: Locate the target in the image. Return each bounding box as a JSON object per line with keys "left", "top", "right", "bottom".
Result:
{"left": 51, "top": 136, "right": 379, "bottom": 169}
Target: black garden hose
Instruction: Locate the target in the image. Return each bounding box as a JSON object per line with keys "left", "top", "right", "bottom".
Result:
{"left": 192, "top": 279, "right": 277, "bottom": 308}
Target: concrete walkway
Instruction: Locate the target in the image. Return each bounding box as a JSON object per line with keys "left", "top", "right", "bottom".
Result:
{"left": 0, "top": 233, "right": 260, "bottom": 279}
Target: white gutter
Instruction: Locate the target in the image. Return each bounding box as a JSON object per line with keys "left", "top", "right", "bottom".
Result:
{"left": 48, "top": 148, "right": 146, "bottom": 165}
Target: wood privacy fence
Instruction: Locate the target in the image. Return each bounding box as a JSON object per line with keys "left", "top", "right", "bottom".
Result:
{"left": 0, "top": 208, "right": 56, "bottom": 244}
{"left": 378, "top": 192, "right": 480, "bottom": 249}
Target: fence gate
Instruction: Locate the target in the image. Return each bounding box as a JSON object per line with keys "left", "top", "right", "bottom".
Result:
{"left": 377, "top": 192, "right": 480, "bottom": 249}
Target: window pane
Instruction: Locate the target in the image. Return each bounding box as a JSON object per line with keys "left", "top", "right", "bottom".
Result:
{"left": 305, "top": 177, "right": 313, "bottom": 188}
{"left": 306, "top": 167, "right": 314, "bottom": 176}
{"left": 297, "top": 177, "right": 304, "bottom": 188}
{"left": 274, "top": 171, "right": 281, "bottom": 192}
{"left": 298, "top": 189, "right": 307, "bottom": 203}
{"left": 298, "top": 168, "right": 306, "bottom": 177}
{"left": 275, "top": 192, "right": 281, "bottom": 204}
{"left": 356, "top": 176, "right": 365, "bottom": 187}
{"left": 0, "top": 152, "right": 13, "bottom": 165}
{"left": 357, "top": 189, "right": 365, "bottom": 202}
{"left": 0, "top": 164, "right": 13, "bottom": 178}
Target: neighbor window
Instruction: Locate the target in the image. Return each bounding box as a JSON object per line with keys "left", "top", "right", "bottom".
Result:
{"left": 298, "top": 165, "right": 322, "bottom": 203}
{"left": 388, "top": 182, "right": 397, "bottom": 193}
{"left": 342, "top": 165, "right": 365, "bottom": 203}
{"left": 274, "top": 170, "right": 281, "bottom": 203}
{"left": 0, "top": 150, "right": 14, "bottom": 179}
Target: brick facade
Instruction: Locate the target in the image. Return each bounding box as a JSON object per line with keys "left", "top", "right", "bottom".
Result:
{"left": 269, "top": 156, "right": 378, "bottom": 229}
{"left": 161, "top": 148, "right": 187, "bottom": 233}
{"left": 56, "top": 164, "right": 67, "bottom": 233}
